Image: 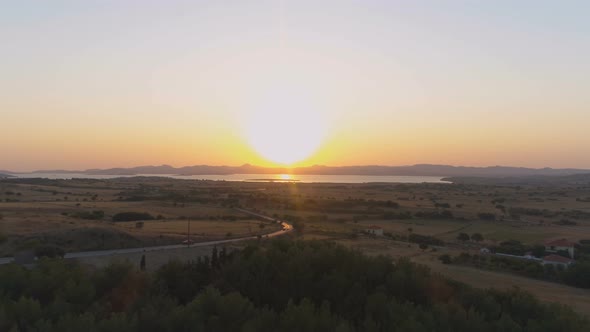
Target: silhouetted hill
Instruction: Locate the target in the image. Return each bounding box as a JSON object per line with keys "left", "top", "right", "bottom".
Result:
{"left": 444, "top": 173, "right": 590, "bottom": 186}
{"left": 15, "top": 164, "right": 590, "bottom": 177}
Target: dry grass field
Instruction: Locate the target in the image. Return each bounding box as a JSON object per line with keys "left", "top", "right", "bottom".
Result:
{"left": 330, "top": 236, "right": 590, "bottom": 316}
{"left": 0, "top": 178, "right": 282, "bottom": 255}
{"left": 2, "top": 177, "right": 589, "bottom": 255}
{"left": 414, "top": 253, "right": 590, "bottom": 316}
{"left": 115, "top": 219, "right": 277, "bottom": 239}
{"left": 2, "top": 176, "right": 590, "bottom": 315}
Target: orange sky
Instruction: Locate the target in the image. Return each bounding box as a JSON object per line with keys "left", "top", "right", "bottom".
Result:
{"left": 2, "top": 1, "right": 590, "bottom": 171}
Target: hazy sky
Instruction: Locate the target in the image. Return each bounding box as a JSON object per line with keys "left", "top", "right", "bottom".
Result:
{"left": 2, "top": 1, "right": 589, "bottom": 171}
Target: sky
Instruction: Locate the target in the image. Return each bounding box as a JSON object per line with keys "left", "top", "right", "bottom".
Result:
{"left": 1, "top": 0, "right": 589, "bottom": 171}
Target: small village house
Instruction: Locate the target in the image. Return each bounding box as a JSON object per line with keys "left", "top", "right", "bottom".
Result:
{"left": 544, "top": 239, "right": 576, "bottom": 258}
{"left": 365, "top": 225, "right": 384, "bottom": 237}
{"left": 542, "top": 254, "right": 574, "bottom": 269}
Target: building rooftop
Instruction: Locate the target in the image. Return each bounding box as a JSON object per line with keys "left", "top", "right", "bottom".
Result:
{"left": 543, "top": 254, "right": 574, "bottom": 264}
{"left": 545, "top": 239, "right": 576, "bottom": 247}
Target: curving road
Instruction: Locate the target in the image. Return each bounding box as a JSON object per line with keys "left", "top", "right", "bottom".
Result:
{"left": 0, "top": 209, "right": 293, "bottom": 265}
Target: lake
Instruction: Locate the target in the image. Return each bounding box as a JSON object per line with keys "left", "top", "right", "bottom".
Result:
{"left": 8, "top": 173, "right": 449, "bottom": 183}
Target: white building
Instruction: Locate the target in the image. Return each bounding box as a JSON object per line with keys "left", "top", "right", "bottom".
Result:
{"left": 365, "top": 225, "right": 384, "bottom": 236}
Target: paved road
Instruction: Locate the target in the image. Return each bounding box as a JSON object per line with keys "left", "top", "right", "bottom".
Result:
{"left": 0, "top": 209, "right": 293, "bottom": 265}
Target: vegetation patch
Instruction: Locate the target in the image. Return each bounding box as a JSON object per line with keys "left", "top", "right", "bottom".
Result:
{"left": 112, "top": 212, "right": 155, "bottom": 222}
{"left": 0, "top": 240, "right": 588, "bottom": 331}
{"left": 70, "top": 210, "right": 105, "bottom": 220}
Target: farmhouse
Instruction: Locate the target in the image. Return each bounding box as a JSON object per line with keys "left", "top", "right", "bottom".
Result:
{"left": 542, "top": 254, "right": 574, "bottom": 269}
{"left": 365, "top": 225, "right": 384, "bottom": 236}
{"left": 545, "top": 239, "right": 576, "bottom": 258}
{"left": 480, "top": 248, "right": 491, "bottom": 255}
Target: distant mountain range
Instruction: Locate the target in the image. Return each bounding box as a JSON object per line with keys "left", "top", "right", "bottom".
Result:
{"left": 444, "top": 173, "right": 590, "bottom": 186}
{"left": 4, "top": 164, "right": 590, "bottom": 178}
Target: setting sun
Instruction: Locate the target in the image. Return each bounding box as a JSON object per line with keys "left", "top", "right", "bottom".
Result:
{"left": 243, "top": 87, "right": 326, "bottom": 165}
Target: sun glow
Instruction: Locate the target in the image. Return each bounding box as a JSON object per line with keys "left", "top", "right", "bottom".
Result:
{"left": 243, "top": 87, "right": 326, "bottom": 165}
{"left": 279, "top": 174, "right": 292, "bottom": 180}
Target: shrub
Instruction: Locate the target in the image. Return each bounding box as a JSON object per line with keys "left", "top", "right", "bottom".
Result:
{"left": 414, "top": 210, "right": 454, "bottom": 219}
{"left": 435, "top": 202, "right": 451, "bottom": 208}
{"left": 72, "top": 210, "right": 104, "bottom": 220}
{"left": 471, "top": 233, "right": 484, "bottom": 242}
{"left": 112, "top": 212, "right": 155, "bottom": 222}
{"left": 554, "top": 219, "right": 577, "bottom": 226}
{"left": 34, "top": 245, "right": 65, "bottom": 258}
{"left": 478, "top": 212, "right": 496, "bottom": 221}
{"left": 439, "top": 254, "right": 452, "bottom": 264}
{"left": 382, "top": 211, "right": 412, "bottom": 220}
{"left": 457, "top": 233, "right": 470, "bottom": 242}
{"left": 409, "top": 233, "right": 444, "bottom": 246}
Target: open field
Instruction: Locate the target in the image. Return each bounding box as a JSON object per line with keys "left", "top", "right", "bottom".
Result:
{"left": 417, "top": 254, "right": 590, "bottom": 316}
{"left": 330, "top": 236, "right": 590, "bottom": 315}
{"left": 2, "top": 176, "right": 590, "bottom": 314}
{"left": 0, "top": 177, "right": 284, "bottom": 255}
{"left": 115, "top": 219, "right": 273, "bottom": 239}
{"left": 2, "top": 176, "right": 590, "bottom": 254}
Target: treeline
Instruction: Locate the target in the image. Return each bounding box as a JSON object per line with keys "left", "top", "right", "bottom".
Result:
{"left": 0, "top": 240, "right": 588, "bottom": 331}
{"left": 444, "top": 252, "right": 590, "bottom": 289}
{"left": 509, "top": 207, "right": 590, "bottom": 220}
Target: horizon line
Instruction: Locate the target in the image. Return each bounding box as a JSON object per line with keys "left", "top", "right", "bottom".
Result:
{"left": 3, "top": 163, "right": 590, "bottom": 174}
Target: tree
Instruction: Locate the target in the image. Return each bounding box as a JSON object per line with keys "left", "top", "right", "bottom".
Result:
{"left": 386, "top": 200, "right": 399, "bottom": 208}
{"left": 564, "top": 262, "right": 590, "bottom": 288}
{"left": 457, "top": 233, "right": 470, "bottom": 242}
{"left": 439, "top": 254, "right": 452, "bottom": 264}
{"left": 219, "top": 247, "right": 227, "bottom": 264}
{"left": 531, "top": 245, "right": 545, "bottom": 258}
{"left": 140, "top": 255, "right": 146, "bottom": 271}
{"left": 211, "top": 246, "right": 219, "bottom": 268}
{"left": 1, "top": 239, "right": 589, "bottom": 331}
{"left": 292, "top": 220, "right": 305, "bottom": 235}
{"left": 471, "top": 233, "right": 484, "bottom": 242}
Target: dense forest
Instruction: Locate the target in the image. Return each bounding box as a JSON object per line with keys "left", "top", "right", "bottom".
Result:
{"left": 1, "top": 240, "right": 588, "bottom": 332}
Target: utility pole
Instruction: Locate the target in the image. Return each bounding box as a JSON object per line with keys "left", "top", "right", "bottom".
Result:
{"left": 187, "top": 218, "right": 191, "bottom": 247}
